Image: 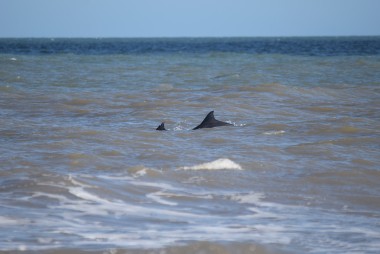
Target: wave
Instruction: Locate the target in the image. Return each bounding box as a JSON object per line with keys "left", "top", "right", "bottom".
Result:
{"left": 179, "top": 158, "right": 243, "bottom": 171}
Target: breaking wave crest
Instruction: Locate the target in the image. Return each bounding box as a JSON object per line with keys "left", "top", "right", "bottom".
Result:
{"left": 180, "top": 158, "right": 243, "bottom": 171}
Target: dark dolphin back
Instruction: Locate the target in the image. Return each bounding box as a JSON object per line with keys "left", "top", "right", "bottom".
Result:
{"left": 156, "top": 122, "right": 166, "bottom": 131}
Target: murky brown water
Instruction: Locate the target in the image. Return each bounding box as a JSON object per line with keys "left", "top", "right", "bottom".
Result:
{"left": 1, "top": 38, "right": 380, "bottom": 253}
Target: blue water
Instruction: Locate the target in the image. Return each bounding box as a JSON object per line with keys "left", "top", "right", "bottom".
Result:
{"left": 1, "top": 37, "right": 380, "bottom": 55}
{"left": 0, "top": 37, "right": 380, "bottom": 254}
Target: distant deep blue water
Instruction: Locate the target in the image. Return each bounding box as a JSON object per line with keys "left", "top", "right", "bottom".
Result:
{"left": 1, "top": 37, "right": 380, "bottom": 254}
{"left": 1, "top": 37, "right": 380, "bottom": 55}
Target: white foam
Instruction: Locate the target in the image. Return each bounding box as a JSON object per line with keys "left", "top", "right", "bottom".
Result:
{"left": 17, "top": 245, "right": 27, "bottom": 251}
{"left": 146, "top": 191, "right": 178, "bottom": 206}
{"left": 66, "top": 174, "right": 95, "bottom": 188}
{"left": 180, "top": 158, "right": 243, "bottom": 170}
{"left": 63, "top": 182, "right": 210, "bottom": 219}
{"left": 37, "top": 238, "right": 54, "bottom": 244}
{"left": 263, "top": 130, "right": 285, "bottom": 135}
{"left": 133, "top": 168, "right": 147, "bottom": 177}
{"left": 127, "top": 166, "right": 161, "bottom": 178}
{"left": 130, "top": 179, "right": 179, "bottom": 191}
{"left": 173, "top": 125, "right": 186, "bottom": 131}
{"left": 231, "top": 122, "right": 246, "bottom": 127}
{"left": 0, "top": 216, "right": 30, "bottom": 226}
{"left": 9, "top": 173, "right": 377, "bottom": 252}
{"left": 229, "top": 192, "right": 265, "bottom": 204}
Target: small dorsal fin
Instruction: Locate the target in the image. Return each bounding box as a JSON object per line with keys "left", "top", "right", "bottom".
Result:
{"left": 156, "top": 122, "right": 166, "bottom": 131}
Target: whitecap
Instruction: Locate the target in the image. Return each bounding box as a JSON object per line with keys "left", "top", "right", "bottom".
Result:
{"left": 263, "top": 130, "right": 285, "bottom": 135}
{"left": 133, "top": 168, "right": 147, "bottom": 177}
{"left": 180, "top": 158, "right": 243, "bottom": 170}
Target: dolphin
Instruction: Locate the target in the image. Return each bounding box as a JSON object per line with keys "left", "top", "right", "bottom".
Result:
{"left": 156, "top": 122, "right": 166, "bottom": 131}
{"left": 156, "top": 111, "right": 232, "bottom": 131}
{"left": 192, "top": 111, "right": 232, "bottom": 130}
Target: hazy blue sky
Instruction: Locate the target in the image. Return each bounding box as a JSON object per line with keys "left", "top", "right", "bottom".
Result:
{"left": 1, "top": 0, "right": 379, "bottom": 37}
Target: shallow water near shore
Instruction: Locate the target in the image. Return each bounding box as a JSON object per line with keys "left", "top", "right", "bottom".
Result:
{"left": 1, "top": 37, "right": 380, "bottom": 253}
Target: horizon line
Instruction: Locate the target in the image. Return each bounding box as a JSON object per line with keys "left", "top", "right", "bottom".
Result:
{"left": 1, "top": 35, "right": 380, "bottom": 39}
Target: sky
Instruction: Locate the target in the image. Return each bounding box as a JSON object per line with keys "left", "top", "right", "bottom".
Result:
{"left": 1, "top": 0, "right": 379, "bottom": 38}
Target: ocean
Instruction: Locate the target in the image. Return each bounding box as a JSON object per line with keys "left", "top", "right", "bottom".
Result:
{"left": 0, "top": 37, "right": 379, "bottom": 254}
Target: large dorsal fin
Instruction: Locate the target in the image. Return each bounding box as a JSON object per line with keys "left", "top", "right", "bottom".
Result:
{"left": 156, "top": 122, "right": 166, "bottom": 131}
{"left": 193, "top": 111, "right": 232, "bottom": 130}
